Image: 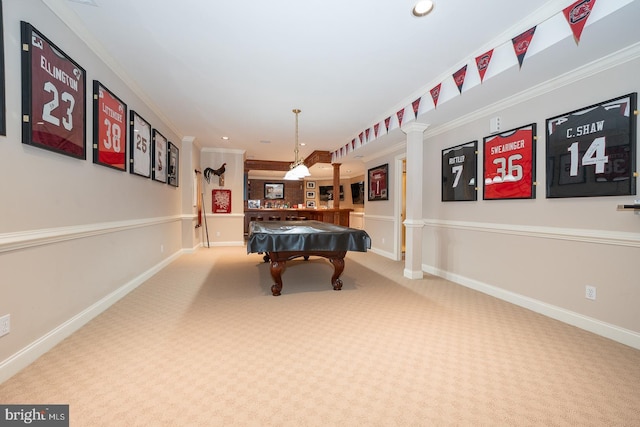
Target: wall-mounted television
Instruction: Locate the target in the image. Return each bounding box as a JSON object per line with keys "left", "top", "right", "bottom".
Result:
{"left": 319, "top": 185, "right": 344, "bottom": 201}
{"left": 351, "top": 181, "right": 364, "bottom": 204}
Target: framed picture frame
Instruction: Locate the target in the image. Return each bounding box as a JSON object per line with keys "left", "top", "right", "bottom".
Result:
{"left": 306, "top": 181, "right": 316, "bottom": 189}
{"left": 247, "top": 199, "right": 261, "bottom": 209}
{"left": 264, "top": 182, "right": 284, "bottom": 199}
{"left": 0, "top": 1, "right": 5, "bottom": 136}
{"left": 483, "top": 123, "right": 536, "bottom": 200}
{"left": 306, "top": 191, "right": 316, "bottom": 199}
{"left": 167, "top": 141, "right": 179, "bottom": 187}
{"left": 129, "top": 111, "right": 151, "bottom": 177}
{"left": 442, "top": 141, "right": 478, "bottom": 201}
{"left": 368, "top": 164, "right": 388, "bottom": 201}
{"left": 306, "top": 200, "right": 316, "bottom": 208}
{"left": 93, "top": 81, "right": 127, "bottom": 171}
{"left": 212, "top": 189, "right": 231, "bottom": 213}
{"left": 152, "top": 129, "right": 167, "bottom": 183}
{"left": 21, "top": 21, "right": 86, "bottom": 159}
{"left": 319, "top": 185, "right": 344, "bottom": 201}
{"left": 546, "top": 92, "right": 637, "bottom": 198}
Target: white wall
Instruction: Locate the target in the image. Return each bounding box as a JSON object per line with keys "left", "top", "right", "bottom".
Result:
{"left": 200, "top": 148, "right": 245, "bottom": 246}
{"left": 421, "top": 53, "right": 640, "bottom": 347}
{"left": 363, "top": 149, "right": 404, "bottom": 258}
{"left": 0, "top": 1, "right": 186, "bottom": 381}
{"left": 313, "top": 176, "right": 364, "bottom": 210}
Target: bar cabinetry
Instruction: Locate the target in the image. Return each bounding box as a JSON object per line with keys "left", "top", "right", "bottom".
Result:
{"left": 244, "top": 208, "right": 353, "bottom": 235}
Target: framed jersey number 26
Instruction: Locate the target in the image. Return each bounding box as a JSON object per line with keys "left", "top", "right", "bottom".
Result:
{"left": 21, "top": 21, "right": 86, "bottom": 159}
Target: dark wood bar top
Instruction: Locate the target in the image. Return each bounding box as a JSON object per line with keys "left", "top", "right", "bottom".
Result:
{"left": 244, "top": 208, "right": 353, "bottom": 233}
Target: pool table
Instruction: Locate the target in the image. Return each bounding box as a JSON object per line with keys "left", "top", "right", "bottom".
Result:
{"left": 247, "top": 220, "right": 371, "bottom": 296}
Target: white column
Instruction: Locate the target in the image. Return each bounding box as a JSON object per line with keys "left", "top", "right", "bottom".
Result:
{"left": 401, "top": 122, "right": 429, "bottom": 279}
{"left": 180, "top": 136, "right": 197, "bottom": 249}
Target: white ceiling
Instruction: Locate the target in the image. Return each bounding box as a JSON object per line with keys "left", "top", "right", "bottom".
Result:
{"left": 47, "top": 0, "right": 640, "bottom": 179}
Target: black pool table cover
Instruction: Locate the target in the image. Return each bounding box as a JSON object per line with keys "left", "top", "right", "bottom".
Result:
{"left": 247, "top": 220, "right": 371, "bottom": 253}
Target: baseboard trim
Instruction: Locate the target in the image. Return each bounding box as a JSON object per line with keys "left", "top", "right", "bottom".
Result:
{"left": 423, "top": 264, "right": 640, "bottom": 350}
{"left": 0, "top": 249, "right": 185, "bottom": 384}
{"left": 207, "top": 241, "right": 245, "bottom": 247}
{"left": 404, "top": 269, "right": 424, "bottom": 279}
{"left": 370, "top": 247, "right": 395, "bottom": 259}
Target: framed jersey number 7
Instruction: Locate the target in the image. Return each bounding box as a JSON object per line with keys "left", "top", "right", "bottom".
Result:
{"left": 442, "top": 141, "right": 478, "bottom": 202}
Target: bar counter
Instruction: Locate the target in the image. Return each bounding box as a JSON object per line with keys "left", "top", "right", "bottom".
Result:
{"left": 244, "top": 208, "right": 353, "bottom": 234}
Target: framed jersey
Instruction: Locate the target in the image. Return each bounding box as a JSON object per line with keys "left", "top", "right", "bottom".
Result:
{"left": 152, "top": 129, "right": 167, "bottom": 183}
{"left": 21, "top": 22, "right": 86, "bottom": 159}
{"left": 93, "top": 81, "right": 127, "bottom": 171}
{"left": 129, "top": 110, "right": 151, "bottom": 178}
{"left": 546, "top": 93, "right": 637, "bottom": 198}
{"left": 368, "top": 163, "right": 388, "bottom": 201}
{"left": 483, "top": 123, "right": 536, "bottom": 200}
{"left": 442, "top": 141, "right": 477, "bottom": 201}
{"left": 167, "top": 141, "right": 179, "bottom": 187}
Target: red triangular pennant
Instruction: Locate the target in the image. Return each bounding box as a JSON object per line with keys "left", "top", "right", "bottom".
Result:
{"left": 512, "top": 27, "right": 536, "bottom": 68}
{"left": 351, "top": 139, "right": 356, "bottom": 150}
{"left": 430, "top": 84, "right": 442, "bottom": 108}
{"left": 365, "top": 128, "right": 370, "bottom": 141}
{"left": 396, "top": 109, "right": 405, "bottom": 126}
{"left": 453, "top": 65, "right": 467, "bottom": 94}
{"left": 384, "top": 117, "right": 391, "bottom": 131}
{"left": 475, "top": 49, "right": 493, "bottom": 83}
{"left": 563, "top": 0, "right": 596, "bottom": 45}
{"left": 374, "top": 123, "right": 380, "bottom": 138}
{"left": 412, "top": 98, "right": 421, "bottom": 119}
{"left": 359, "top": 132, "right": 364, "bottom": 143}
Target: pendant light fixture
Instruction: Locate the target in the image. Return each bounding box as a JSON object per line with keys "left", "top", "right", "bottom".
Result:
{"left": 283, "top": 108, "right": 310, "bottom": 180}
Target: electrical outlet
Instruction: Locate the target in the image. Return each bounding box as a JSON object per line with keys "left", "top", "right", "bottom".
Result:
{"left": 0, "top": 314, "right": 10, "bottom": 337}
{"left": 585, "top": 285, "right": 597, "bottom": 301}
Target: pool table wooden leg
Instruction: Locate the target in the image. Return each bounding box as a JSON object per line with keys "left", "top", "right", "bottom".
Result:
{"left": 329, "top": 256, "right": 345, "bottom": 290}
{"left": 269, "top": 260, "right": 285, "bottom": 296}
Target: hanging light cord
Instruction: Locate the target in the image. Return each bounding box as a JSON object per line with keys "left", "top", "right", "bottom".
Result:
{"left": 292, "top": 108, "right": 301, "bottom": 168}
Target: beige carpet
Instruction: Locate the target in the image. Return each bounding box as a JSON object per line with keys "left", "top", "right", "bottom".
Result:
{"left": 1, "top": 246, "right": 639, "bottom": 426}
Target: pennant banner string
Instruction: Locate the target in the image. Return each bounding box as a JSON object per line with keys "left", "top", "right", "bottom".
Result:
{"left": 334, "top": 1, "right": 602, "bottom": 159}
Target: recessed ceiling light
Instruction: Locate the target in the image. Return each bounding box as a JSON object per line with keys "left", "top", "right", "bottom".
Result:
{"left": 221, "top": 136, "right": 229, "bottom": 140}
{"left": 412, "top": 0, "right": 434, "bottom": 17}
